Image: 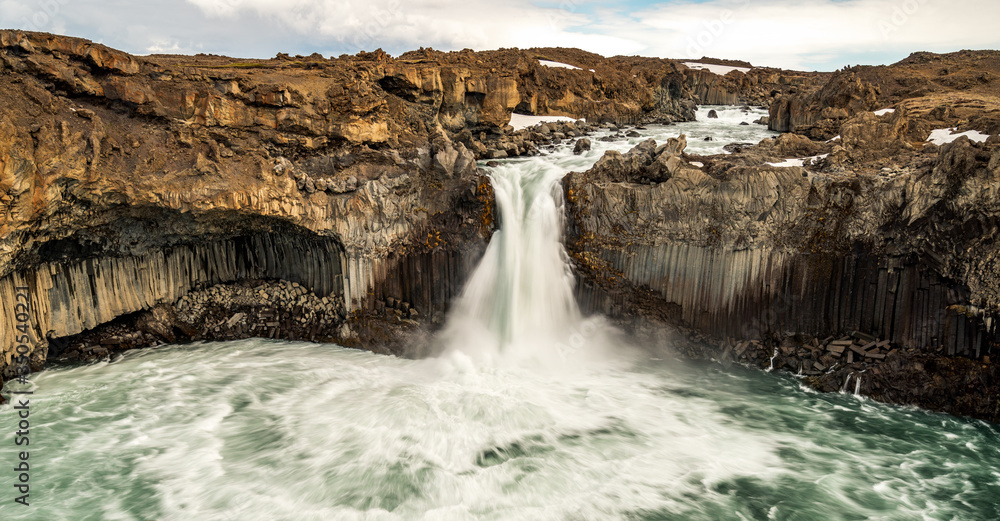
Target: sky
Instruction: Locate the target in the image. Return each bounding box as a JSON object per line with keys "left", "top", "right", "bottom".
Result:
{"left": 1, "top": 0, "right": 998, "bottom": 71}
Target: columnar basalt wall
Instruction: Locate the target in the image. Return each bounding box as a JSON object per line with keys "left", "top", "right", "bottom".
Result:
{"left": 345, "top": 246, "right": 486, "bottom": 318}
{"left": 564, "top": 117, "right": 1000, "bottom": 362}
{"left": 576, "top": 244, "right": 994, "bottom": 358}
{"left": 0, "top": 232, "right": 346, "bottom": 374}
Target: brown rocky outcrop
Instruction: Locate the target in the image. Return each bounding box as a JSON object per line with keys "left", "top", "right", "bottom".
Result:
{"left": 769, "top": 71, "right": 880, "bottom": 138}
{"left": 682, "top": 61, "right": 829, "bottom": 107}
{"left": 768, "top": 50, "right": 1000, "bottom": 141}
{"left": 0, "top": 30, "right": 716, "bottom": 378}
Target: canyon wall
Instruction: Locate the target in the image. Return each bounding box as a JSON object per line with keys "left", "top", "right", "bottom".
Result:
{"left": 1, "top": 31, "right": 715, "bottom": 378}
{"left": 566, "top": 128, "right": 1000, "bottom": 349}
{"left": 3, "top": 31, "right": 1000, "bottom": 419}
{"left": 565, "top": 93, "right": 1000, "bottom": 419}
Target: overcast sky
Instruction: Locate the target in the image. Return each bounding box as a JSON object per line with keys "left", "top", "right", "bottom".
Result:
{"left": 2, "top": 0, "right": 998, "bottom": 71}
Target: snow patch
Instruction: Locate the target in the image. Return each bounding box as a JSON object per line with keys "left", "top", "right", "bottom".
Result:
{"left": 538, "top": 60, "right": 581, "bottom": 70}
{"left": 874, "top": 108, "right": 896, "bottom": 116}
{"left": 509, "top": 113, "right": 584, "bottom": 131}
{"left": 827, "top": 135, "right": 841, "bottom": 142}
{"left": 927, "top": 128, "right": 991, "bottom": 146}
{"left": 690, "top": 161, "right": 704, "bottom": 168}
{"left": 766, "top": 158, "right": 804, "bottom": 168}
{"left": 683, "top": 62, "right": 751, "bottom": 76}
{"left": 767, "top": 154, "right": 829, "bottom": 168}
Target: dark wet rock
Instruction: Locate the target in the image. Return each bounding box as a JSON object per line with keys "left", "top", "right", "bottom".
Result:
{"left": 573, "top": 138, "right": 591, "bottom": 155}
{"left": 722, "top": 142, "right": 757, "bottom": 154}
{"left": 707, "top": 110, "right": 719, "bottom": 119}
{"left": 564, "top": 124, "right": 1000, "bottom": 422}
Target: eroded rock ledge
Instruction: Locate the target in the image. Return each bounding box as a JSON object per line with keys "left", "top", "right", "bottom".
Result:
{"left": 565, "top": 100, "right": 1000, "bottom": 422}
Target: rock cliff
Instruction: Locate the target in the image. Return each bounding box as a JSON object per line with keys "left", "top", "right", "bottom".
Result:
{"left": 3, "top": 31, "right": 998, "bottom": 422}
{"left": 0, "top": 31, "right": 711, "bottom": 382}
{"left": 769, "top": 50, "right": 1000, "bottom": 139}
{"left": 565, "top": 76, "right": 1000, "bottom": 420}
{"left": 682, "top": 59, "right": 829, "bottom": 107}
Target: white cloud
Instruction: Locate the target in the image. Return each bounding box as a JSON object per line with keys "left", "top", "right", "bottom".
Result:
{"left": 619, "top": 0, "right": 1000, "bottom": 69}
{"left": 182, "top": 0, "right": 644, "bottom": 55}
{"left": 1, "top": 0, "right": 997, "bottom": 70}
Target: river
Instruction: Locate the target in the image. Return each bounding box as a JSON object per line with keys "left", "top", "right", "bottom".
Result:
{"left": 3, "top": 107, "right": 998, "bottom": 521}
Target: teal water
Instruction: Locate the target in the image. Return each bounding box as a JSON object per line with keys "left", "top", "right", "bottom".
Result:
{"left": 2, "top": 340, "right": 998, "bottom": 520}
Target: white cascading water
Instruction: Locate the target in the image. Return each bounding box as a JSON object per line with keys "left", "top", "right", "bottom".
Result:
{"left": 438, "top": 160, "right": 617, "bottom": 369}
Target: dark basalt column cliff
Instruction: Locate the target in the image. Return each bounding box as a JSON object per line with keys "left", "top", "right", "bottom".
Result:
{"left": 4, "top": 29, "right": 999, "bottom": 422}
{"left": 578, "top": 246, "right": 994, "bottom": 358}
{"left": 564, "top": 105, "right": 1000, "bottom": 419}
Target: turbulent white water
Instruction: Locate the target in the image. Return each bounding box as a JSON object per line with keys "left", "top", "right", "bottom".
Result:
{"left": 5, "top": 106, "right": 999, "bottom": 520}
{"left": 6, "top": 341, "right": 999, "bottom": 521}
{"left": 437, "top": 159, "right": 619, "bottom": 371}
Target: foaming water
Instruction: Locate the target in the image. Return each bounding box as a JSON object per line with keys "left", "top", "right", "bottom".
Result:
{"left": 3, "top": 341, "right": 999, "bottom": 520}
{"left": 437, "top": 158, "right": 622, "bottom": 371}
{"left": 501, "top": 105, "right": 776, "bottom": 177}
{"left": 437, "top": 104, "right": 774, "bottom": 368}
{"left": 7, "top": 107, "right": 991, "bottom": 521}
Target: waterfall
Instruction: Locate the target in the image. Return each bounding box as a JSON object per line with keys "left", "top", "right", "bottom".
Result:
{"left": 439, "top": 159, "right": 615, "bottom": 368}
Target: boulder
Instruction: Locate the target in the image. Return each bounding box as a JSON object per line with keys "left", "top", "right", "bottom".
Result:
{"left": 573, "top": 138, "right": 592, "bottom": 155}
{"left": 433, "top": 145, "right": 460, "bottom": 176}
{"left": 655, "top": 135, "right": 687, "bottom": 157}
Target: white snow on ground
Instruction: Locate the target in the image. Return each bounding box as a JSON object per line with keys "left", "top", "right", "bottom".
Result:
{"left": 767, "top": 158, "right": 805, "bottom": 167}
{"left": 682, "top": 62, "right": 751, "bottom": 76}
{"left": 827, "top": 135, "right": 841, "bottom": 142}
{"left": 767, "top": 154, "right": 829, "bottom": 168}
{"left": 508, "top": 113, "right": 585, "bottom": 131}
{"left": 927, "top": 128, "right": 991, "bottom": 145}
{"left": 690, "top": 161, "right": 704, "bottom": 168}
{"left": 874, "top": 108, "right": 896, "bottom": 116}
{"left": 539, "top": 59, "right": 581, "bottom": 70}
